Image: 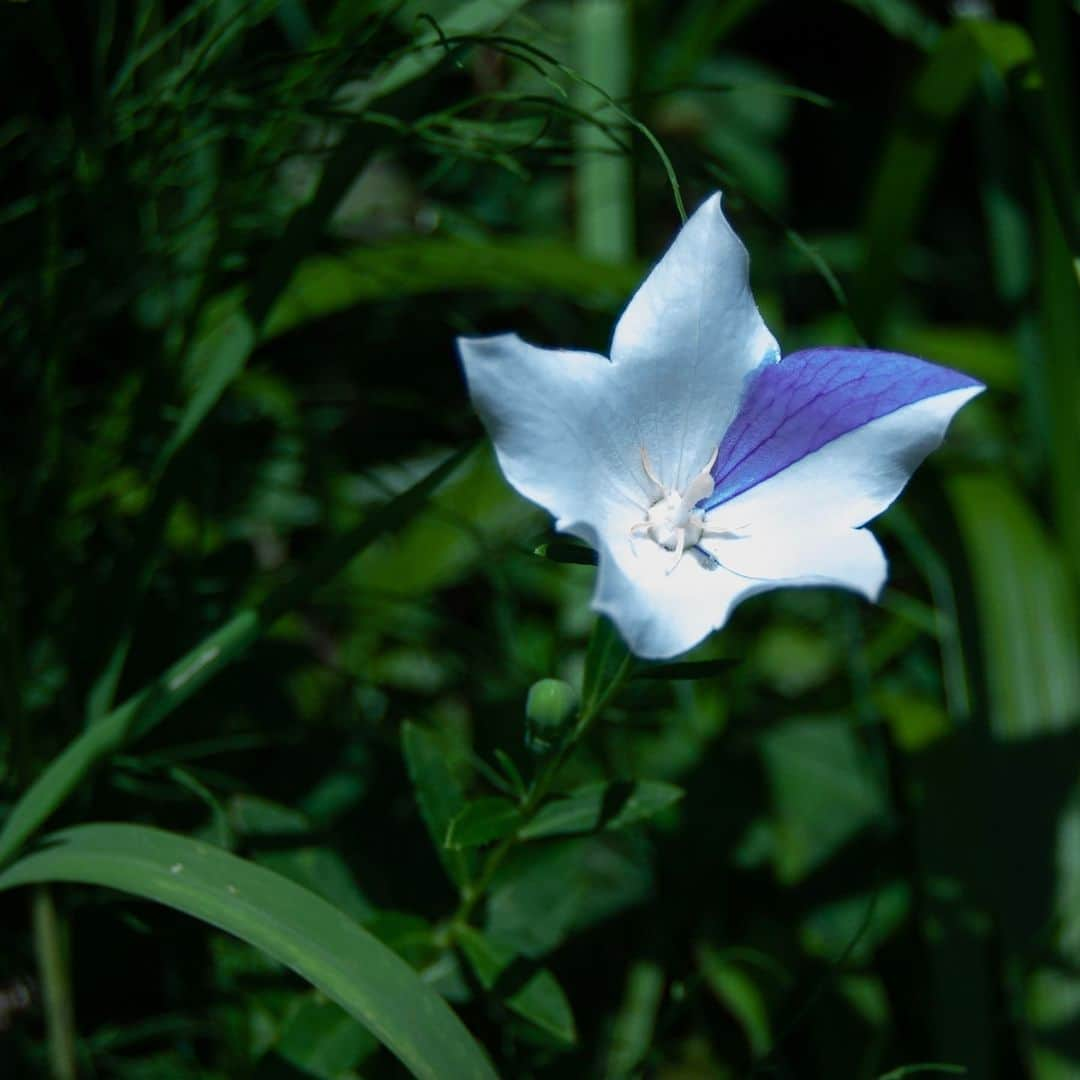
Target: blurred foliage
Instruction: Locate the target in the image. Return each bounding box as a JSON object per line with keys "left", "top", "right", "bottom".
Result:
{"left": 1, "top": 0, "right": 1078, "bottom": 1077}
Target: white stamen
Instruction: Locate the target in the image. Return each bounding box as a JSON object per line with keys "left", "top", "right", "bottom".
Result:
{"left": 639, "top": 445, "right": 666, "bottom": 498}
{"left": 629, "top": 446, "right": 721, "bottom": 573}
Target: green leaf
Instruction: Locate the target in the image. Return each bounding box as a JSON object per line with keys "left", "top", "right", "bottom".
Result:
{"left": 493, "top": 750, "right": 526, "bottom": 799}
{"left": 275, "top": 992, "right": 378, "bottom": 1078}
{"left": 446, "top": 798, "right": 522, "bottom": 850}
{"left": 255, "top": 848, "right": 376, "bottom": 926}
{"left": 350, "top": 446, "right": 533, "bottom": 600}
{"left": 520, "top": 780, "right": 683, "bottom": 840}
{"left": 698, "top": 947, "right": 772, "bottom": 1059}
{"left": 964, "top": 17, "right": 1034, "bottom": 75}
{"left": 603, "top": 961, "right": 665, "bottom": 1079}
{"left": 455, "top": 924, "right": 576, "bottom": 1045}
{"left": 947, "top": 474, "right": 1080, "bottom": 738}
{"left": 1032, "top": 159, "right": 1080, "bottom": 589}
{"left": 357, "top": 0, "right": 532, "bottom": 109}
{"left": 165, "top": 303, "right": 257, "bottom": 470}
{"left": 800, "top": 882, "right": 910, "bottom": 964}
{"left": 402, "top": 721, "right": 474, "bottom": 887}
{"left": 534, "top": 539, "right": 599, "bottom": 566}
{"left": 0, "top": 825, "right": 496, "bottom": 1080}
{"left": 581, "top": 617, "right": 634, "bottom": 720}
{"left": 759, "top": 716, "right": 887, "bottom": 883}
{"left": 839, "top": 0, "right": 940, "bottom": 50}
{"left": 229, "top": 793, "right": 310, "bottom": 837}
{"left": 0, "top": 447, "right": 472, "bottom": 869}
{"left": 264, "top": 240, "right": 641, "bottom": 339}
{"left": 486, "top": 834, "right": 652, "bottom": 958}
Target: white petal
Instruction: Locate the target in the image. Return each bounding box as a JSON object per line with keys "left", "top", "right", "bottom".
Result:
{"left": 458, "top": 334, "right": 645, "bottom": 540}
{"left": 703, "top": 527, "right": 887, "bottom": 600}
{"left": 609, "top": 193, "right": 779, "bottom": 492}
{"left": 711, "top": 386, "right": 983, "bottom": 533}
{"left": 592, "top": 525, "right": 772, "bottom": 659}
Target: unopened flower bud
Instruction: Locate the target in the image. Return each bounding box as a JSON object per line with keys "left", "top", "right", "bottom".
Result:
{"left": 525, "top": 678, "right": 577, "bottom": 754}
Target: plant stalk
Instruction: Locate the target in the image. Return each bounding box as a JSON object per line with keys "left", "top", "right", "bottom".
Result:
{"left": 453, "top": 648, "right": 634, "bottom": 928}
{"left": 32, "top": 886, "right": 78, "bottom": 1080}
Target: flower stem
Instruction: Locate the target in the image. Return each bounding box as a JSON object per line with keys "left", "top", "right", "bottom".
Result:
{"left": 452, "top": 646, "right": 634, "bottom": 929}
{"left": 32, "top": 886, "right": 78, "bottom": 1080}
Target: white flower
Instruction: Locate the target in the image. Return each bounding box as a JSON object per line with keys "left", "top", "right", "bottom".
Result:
{"left": 458, "top": 193, "right": 983, "bottom": 659}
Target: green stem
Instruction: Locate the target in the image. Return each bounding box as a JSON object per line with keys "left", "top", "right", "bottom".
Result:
{"left": 453, "top": 649, "right": 633, "bottom": 928}
{"left": 574, "top": 0, "right": 634, "bottom": 263}
{"left": 32, "top": 886, "right": 77, "bottom": 1080}
{"left": 1, "top": 495, "right": 78, "bottom": 1076}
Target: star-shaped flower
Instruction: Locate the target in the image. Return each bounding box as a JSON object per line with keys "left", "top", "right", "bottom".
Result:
{"left": 458, "top": 193, "right": 983, "bottom": 659}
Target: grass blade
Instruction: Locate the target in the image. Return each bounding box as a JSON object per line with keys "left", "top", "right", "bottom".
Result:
{"left": 947, "top": 474, "right": 1080, "bottom": 736}
{"left": 0, "top": 824, "right": 497, "bottom": 1080}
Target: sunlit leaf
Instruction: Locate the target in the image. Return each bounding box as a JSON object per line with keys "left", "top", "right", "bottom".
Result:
{"left": 263, "top": 239, "right": 641, "bottom": 339}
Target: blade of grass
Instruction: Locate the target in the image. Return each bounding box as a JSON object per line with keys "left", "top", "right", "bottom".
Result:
{"left": 947, "top": 473, "right": 1080, "bottom": 738}
{"left": 0, "top": 824, "right": 497, "bottom": 1080}
{"left": 263, "top": 238, "right": 642, "bottom": 339}
{"left": 355, "top": 0, "right": 531, "bottom": 110}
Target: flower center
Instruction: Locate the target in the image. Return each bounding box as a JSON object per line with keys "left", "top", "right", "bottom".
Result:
{"left": 641, "top": 490, "right": 707, "bottom": 551}
{"left": 630, "top": 446, "right": 718, "bottom": 572}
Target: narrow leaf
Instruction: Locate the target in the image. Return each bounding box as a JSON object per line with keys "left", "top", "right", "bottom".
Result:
{"left": 264, "top": 240, "right": 640, "bottom": 339}
{"left": 698, "top": 947, "right": 772, "bottom": 1059}
{"left": 357, "top": 0, "right": 531, "bottom": 109}
{"left": 0, "top": 825, "right": 496, "bottom": 1080}
{"left": 581, "top": 617, "right": 633, "bottom": 719}
{"left": 534, "top": 539, "right": 599, "bottom": 566}
{"left": 947, "top": 474, "right": 1080, "bottom": 737}
{"left": 402, "top": 721, "right": 473, "bottom": 886}
{"left": 604, "top": 961, "right": 665, "bottom": 1078}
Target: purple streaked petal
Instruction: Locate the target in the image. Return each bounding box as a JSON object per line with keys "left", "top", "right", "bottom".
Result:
{"left": 703, "top": 347, "right": 983, "bottom": 510}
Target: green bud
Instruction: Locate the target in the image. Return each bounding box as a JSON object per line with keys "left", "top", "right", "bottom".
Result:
{"left": 524, "top": 678, "right": 577, "bottom": 754}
